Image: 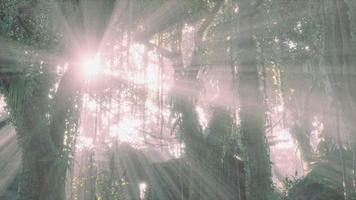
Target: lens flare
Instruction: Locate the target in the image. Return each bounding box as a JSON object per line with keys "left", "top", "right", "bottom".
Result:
{"left": 81, "top": 54, "right": 101, "bottom": 77}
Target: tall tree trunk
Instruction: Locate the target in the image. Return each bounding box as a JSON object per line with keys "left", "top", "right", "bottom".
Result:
{"left": 3, "top": 66, "right": 82, "bottom": 200}
{"left": 322, "top": 0, "right": 356, "bottom": 198}
{"left": 236, "top": 1, "right": 272, "bottom": 200}
{"left": 14, "top": 98, "right": 67, "bottom": 200}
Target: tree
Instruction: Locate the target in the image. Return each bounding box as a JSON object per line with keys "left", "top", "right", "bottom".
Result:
{"left": 236, "top": 0, "right": 272, "bottom": 199}
{"left": 0, "top": 1, "right": 100, "bottom": 199}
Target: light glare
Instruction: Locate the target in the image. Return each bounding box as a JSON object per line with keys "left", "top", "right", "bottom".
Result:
{"left": 81, "top": 54, "right": 101, "bottom": 77}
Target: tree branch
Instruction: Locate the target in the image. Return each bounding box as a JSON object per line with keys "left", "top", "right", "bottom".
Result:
{"left": 194, "top": 0, "right": 223, "bottom": 47}
{"left": 141, "top": 41, "right": 177, "bottom": 60}
{"left": 49, "top": 65, "right": 82, "bottom": 148}
{"left": 189, "top": 0, "right": 223, "bottom": 76}
{"left": 253, "top": 0, "right": 263, "bottom": 10}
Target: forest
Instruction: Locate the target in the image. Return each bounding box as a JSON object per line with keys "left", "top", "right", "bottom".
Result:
{"left": 0, "top": 0, "right": 356, "bottom": 199}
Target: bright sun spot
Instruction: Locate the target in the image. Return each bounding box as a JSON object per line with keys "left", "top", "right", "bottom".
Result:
{"left": 109, "top": 117, "right": 143, "bottom": 143}
{"left": 81, "top": 54, "right": 101, "bottom": 77}
{"left": 139, "top": 182, "right": 147, "bottom": 199}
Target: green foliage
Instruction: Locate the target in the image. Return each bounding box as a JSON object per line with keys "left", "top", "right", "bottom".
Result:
{"left": 0, "top": 0, "right": 21, "bottom": 38}
{"left": 1, "top": 0, "right": 356, "bottom": 199}
{"left": 96, "top": 151, "right": 128, "bottom": 200}
{"left": 281, "top": 173, "right": 302, "bottom": 199}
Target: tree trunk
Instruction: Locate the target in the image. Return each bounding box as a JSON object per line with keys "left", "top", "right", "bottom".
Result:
{"left": 3, "top": 66, "right": 82, "bottom": 200}
{"left": 14, "top": 102, "right": 66, "bottom": 200}
{"left": 236, "top": 1, "right": 272, "bottom": 200}
{"left": 322, "top": 0, "right": 356, "bottom": 198}
{"left": 19, "top": 147, "right": 66, "bottom": 200}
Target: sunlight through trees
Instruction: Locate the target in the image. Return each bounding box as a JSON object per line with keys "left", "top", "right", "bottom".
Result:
{"left": 1, "top": 0, "right": 356, "bottom": 200}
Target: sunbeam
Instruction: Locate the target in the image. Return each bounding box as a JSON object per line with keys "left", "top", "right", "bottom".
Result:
{"left": 1, "top": 0, "right": 356, "bottom": 199}
{"left": 80, "top": 53, "right": 101, "bottom": 78}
